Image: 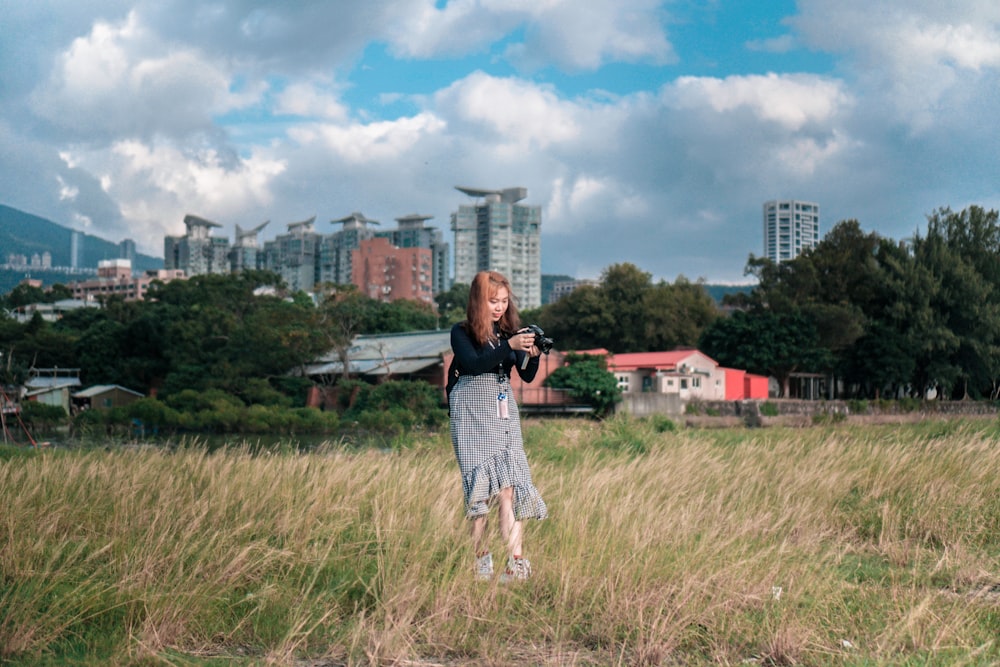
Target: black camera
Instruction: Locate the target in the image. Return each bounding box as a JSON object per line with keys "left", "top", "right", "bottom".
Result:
{"left": 523, "top": 324, "right": 554, "bottom": 354}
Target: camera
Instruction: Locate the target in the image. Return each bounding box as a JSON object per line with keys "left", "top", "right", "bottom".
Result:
{"left": 523, "top": 324, "right": 554, "bottom": 354}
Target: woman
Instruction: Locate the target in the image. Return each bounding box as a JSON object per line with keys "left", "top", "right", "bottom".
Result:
{"left": 449, "top": 270, "right": 548, "bottom": 581}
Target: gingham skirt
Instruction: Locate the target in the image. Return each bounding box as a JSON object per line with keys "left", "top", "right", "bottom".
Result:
{"left": 449, "top": 373, "right": 548, "bottom": 521}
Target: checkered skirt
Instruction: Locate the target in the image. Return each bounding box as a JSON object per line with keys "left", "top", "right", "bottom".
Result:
{"left": 449, "top": 372, "right": 548, "bottom": 521}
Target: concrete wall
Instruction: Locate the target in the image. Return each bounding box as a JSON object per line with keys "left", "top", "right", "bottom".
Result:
{"left": 617, "top": 393, "right": 684, "bottom": 418}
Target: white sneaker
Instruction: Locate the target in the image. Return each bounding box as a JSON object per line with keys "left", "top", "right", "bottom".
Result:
{"left": 499, "top": 556, "right": 531, "bottom": 582}
{"left": 474, "top": 552, "right": 494, "bottom": 581}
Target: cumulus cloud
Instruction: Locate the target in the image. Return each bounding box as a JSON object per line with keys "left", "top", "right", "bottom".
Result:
{"left": 30, "top": 10, "right": 262, "bottom": 141}
{"left": 667, "top": 73, "right": 852, "bottom": 131}
{"left": 790, "top": 0, "right": 1000, "bottom": 130}
{"left": 385, "top": 0, "right": 673, "bottom": 71}
{"left": 433, "top": 72, "right": 581, "bottom": 149}
{"left": 274, "top": 81, "right": 350, "bottom": 121}
{"left": 287, "top": 113, "right": 446, "bottom": 164}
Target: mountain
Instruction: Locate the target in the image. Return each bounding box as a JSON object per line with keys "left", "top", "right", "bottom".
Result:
{"left": 0, "top": 204, "right": 163, "bottom": 292}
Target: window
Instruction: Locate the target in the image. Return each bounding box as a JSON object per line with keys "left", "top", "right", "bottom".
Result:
{"left": 680, "top": 379, "right": 688, "bottom": 389}
{"left": 617, "top": 375, "right": 630, "bottom": 392}
{"left": 692, "top": 377, "right": 701, "bottom": 388}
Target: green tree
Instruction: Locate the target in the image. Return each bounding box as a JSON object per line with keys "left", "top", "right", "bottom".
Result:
{"left": 435, "top": 282, "right": 469, "bottom": 327}
{"left": 699, "top": 309, "right": 830, "bottom": 397}
{"left": 543, "top": 352, "right": 621, "bottom": 417}
{"left": 538, "top": 263, "right": 717, "bottom": 354}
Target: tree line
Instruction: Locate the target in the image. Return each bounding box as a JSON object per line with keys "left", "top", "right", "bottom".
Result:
{"left": 3, "top": 204, "right": 999, "bottom": 416}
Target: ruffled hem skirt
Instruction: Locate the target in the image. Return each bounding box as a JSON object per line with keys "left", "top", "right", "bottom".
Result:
{"left": 449, "top": 373, "right": 548, "bottom": 521}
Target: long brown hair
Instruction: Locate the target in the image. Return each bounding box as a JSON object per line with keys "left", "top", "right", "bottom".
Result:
{"left": 466, "top": 270, "right": 521, "bottom": 346}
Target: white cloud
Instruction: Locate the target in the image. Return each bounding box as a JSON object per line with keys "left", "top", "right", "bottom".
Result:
{"left": 287, "top": 113, "right": 446, "bottom": 163}
{"left": 274, "top": 81, "right": 349, "bottom": 121}
{"left": 434, "top": 72, "right": 581, "bottom": 149}
{"left": 31, "top": 10, "right": 263, "bottom": 139}
{"left": 791, "top": 1, "right": 1000, "bottom": 130}
{"left": 667, "top": 73, "right": 851, "bottom": 131}
{"left": 384, "top": 0, "right": 673, "bottom": 71}
{"left": 504, "top": 0, "right": 674, "bottom": 71}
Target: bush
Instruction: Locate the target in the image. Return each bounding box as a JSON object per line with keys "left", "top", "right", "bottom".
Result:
{"left": 341, "top": 380, "right": 447, "bottom": 431}
{"left": 126, "top": 398, "right": 182, "bottom": 431}
{"left": 643, "top": 413, "right": 677, "bottom": 433}
{"left": 19, "top": 401, "right": 68, "bottom": 428}
{"left": 847, "top": 399, "right": 869, "bottom": 414}
{"left": 759, "top": 401, "right": 779, "bottom": 417}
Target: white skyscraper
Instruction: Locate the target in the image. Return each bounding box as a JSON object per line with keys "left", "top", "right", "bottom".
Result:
{"left": 763, "top": 200, "right": 820, "bottom": 263}
{"left": 451, "top": 186, "right": 542, "bottom": 309}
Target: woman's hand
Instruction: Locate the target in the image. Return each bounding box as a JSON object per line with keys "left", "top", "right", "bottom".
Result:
{"left": 509, "top": 330, "right": 536, "bottom": 352}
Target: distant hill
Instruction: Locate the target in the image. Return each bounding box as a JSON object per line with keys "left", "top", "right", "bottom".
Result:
{"left": 703, "top": 283, "right": 754, "bottom": 303}
{"left": 0, "top": 204, "right": 163, "bottom": 292}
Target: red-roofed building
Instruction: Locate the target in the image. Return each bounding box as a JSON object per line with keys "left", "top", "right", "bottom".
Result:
{"left": 540, "top": 347, "right": 769, "bottom": 402}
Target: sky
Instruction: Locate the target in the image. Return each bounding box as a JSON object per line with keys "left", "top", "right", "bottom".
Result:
{"left": 1, "top": 1, "right": 999, "bottom": 284}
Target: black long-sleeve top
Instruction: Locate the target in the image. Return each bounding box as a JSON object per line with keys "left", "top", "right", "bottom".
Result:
{"left": 450, "top": 322, "right": 540, "bottom": 383}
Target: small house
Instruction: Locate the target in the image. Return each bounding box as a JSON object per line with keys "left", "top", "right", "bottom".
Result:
{"left": 72, "top": 385, "right": 144, "bottom": 412}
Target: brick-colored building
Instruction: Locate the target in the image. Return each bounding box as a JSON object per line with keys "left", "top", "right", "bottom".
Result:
{"left": 70, "top": 259, "right": 186, "bottom": 302}
{"left": 351, "top": 237, "right": 434, "bottom": 305}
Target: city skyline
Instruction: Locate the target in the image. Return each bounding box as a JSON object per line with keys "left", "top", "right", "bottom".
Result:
{"left": 2, "top": 2, "right": 999, "bottom": 284}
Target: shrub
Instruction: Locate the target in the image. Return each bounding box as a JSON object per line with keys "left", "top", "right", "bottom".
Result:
{"left": 126, "top": 398, "right": 182, "bottom": 431}
{"left": 18, "top": 401, "right": 68, "bottom": 428}
{"left": 643, "top": 413, "right": 677, "bottom": 433}
{"left": 164, "top": 388, "right": 245, "bottom": 413}
{"left": 760, "top": 401, "right": 779, "bottom": 417}
{"left": 847, "top": 399, "right": 869, "bottom": 414}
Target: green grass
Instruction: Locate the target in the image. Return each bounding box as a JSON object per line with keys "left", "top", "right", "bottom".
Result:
{"left": 1, "top": 418, "right": 999, "bottom": 665}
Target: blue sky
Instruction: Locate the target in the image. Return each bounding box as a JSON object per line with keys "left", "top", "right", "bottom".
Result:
{"left": 1, "top": 0, "right": 999, "bottom": 284}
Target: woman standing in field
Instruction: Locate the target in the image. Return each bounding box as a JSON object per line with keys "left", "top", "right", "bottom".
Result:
{"left": 449, "top": 270, "right": 548, "bottom": 581}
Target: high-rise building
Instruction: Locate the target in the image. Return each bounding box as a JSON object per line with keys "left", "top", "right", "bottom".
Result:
{"left": 451, "top": 186, "right": 542, "bottom": 309}
{"left": 118, "top": 239, "right": 137, "bottom": 265}
{"left": 230, "top": 221, "right": 269, "bottom": 273}
{"left": 164, "top": 214, "right": 231, "bottom": 276}
{"left": 352, "top": 237, "right": 434, "bottom": 305}
{"left": 262, "top": 217, "right": 319, "bottom": 292}
{"left": 317, "top": 212, "right": 379, "bottom": 287}
{"left": 377, "top": 214, "right": 450, "bottom": 296}
{"left": 70, "top": 230, "right": 84, "bottom": 269}
{"left": 763, "top": 200, "right": 820, "bottom": 263}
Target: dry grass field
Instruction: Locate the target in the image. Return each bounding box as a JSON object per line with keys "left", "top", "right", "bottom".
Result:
{"left": 1, "top": 416, "right": 999, "bottom": 666}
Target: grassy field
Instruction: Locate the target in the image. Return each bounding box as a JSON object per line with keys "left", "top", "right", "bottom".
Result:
{"left": 1, "top": 416, "right": 999, "bottom": 666}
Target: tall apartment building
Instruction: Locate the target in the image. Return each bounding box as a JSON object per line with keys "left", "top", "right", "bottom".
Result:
{"left": 70, "top": 230, "right": 84, "bottom": 269}
{"left": 451, "top": 186, "right": 542, "bottom": 309}
{"left": 262, "top": 218, "right": 319, "bottom": 292}
{"left": 376, "top": 214, "right": 450, "bottom": 296}
{"left": 164, "top": 214, "right": 231, "bottom": 276}
{"left": 317, "top": 212, "right": 379, "bottom": 287}
{"left": 763, "top": 200, "right": 820, "bottom": 263}
{"left": 352, "top": 237, "right": 434, "bottom": 305}
{"left": 229, "top": 221, "right": 269, "bottom": 273}
{"left": 118, "top": 239, "right": 137, "bottom": 264}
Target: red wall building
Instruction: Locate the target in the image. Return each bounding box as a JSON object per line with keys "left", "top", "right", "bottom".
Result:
{"left": 352, "top": 237, "right": 434, "bottom": 305}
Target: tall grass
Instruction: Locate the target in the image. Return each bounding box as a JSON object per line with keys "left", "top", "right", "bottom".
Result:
{"left": 1, "top": 419, "right": 999, "bottom": 666}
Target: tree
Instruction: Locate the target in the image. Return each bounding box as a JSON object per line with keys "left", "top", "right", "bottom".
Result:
{"left": 435, "top": 282, "right": 470, "bottom": 327}
{"left": 908, "top": 207, "right": 1000, "bottom": 398}
{"left": 537, "top": 264, "right": 718, "bottom": 354}
{"left": 544, "top": 353, "right": 621, "bottom": 417}
{"left": 699, "top": 309, "right": 830, "bottom": 397}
